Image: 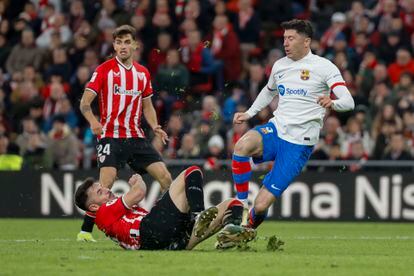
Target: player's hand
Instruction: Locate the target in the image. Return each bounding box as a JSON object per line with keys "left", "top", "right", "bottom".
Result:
{"left": 90, "top": 120, "right": 103, "bottom": 136}
{"left": 153, "top": 125, "right": 169, "bottom": 144}
{"left": 233, "top": 112, "right": 251, "bottom": 124}
{"left": 317, "top": 96, "right": 333, "bottom": 109}
{"left": 128, "top": 174, "right": 143, "bottom": 187}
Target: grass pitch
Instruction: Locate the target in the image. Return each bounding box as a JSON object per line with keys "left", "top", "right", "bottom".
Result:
{"left": 1, "top": 220, "right": 413, "bottom": 276}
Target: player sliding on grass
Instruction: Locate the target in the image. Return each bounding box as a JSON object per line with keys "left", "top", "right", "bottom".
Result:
{"left": 74, "top": 166, "right": 256, "bottom": 250}
{"left": 232, "top": 19, "right": 355, "bottom": 228}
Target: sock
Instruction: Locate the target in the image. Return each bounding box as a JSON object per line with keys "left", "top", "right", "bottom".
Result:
{"left": 184, "top": 166, "right": 205, "bottom": 213}
{"left": 248, "top": 208, "right": 267, "bottom": 229}
{"left": 81, "top": 212, "right": 96, "bottom": 233}
{"left": 232, "top": 154, "right": 252, "bottom": 201}
{"left": 222, "top": 199, "right": 244, "bottom": 226}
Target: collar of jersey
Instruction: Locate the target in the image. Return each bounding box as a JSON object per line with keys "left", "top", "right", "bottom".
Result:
{"left": 288, "top": 50, "right": 313, "bottom": 62}
{"left": 115, "top": 56, "right": 133, "bottom": 70}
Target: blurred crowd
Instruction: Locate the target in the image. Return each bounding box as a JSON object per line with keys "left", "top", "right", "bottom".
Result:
{"left": 0, "top": 0, "right": 414, "bottom": 171}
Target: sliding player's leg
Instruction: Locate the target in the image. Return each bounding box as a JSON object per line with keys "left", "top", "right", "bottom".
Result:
{"left": 139, "top": 166, "right": 207, "bottom": 250}
{"left": 186, "top": 199, "right": 256, "bottom": 250}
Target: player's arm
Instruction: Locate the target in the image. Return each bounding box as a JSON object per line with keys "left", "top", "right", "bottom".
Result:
{"left": 317, "top": 62, "right": 355, "bottom": 112}
{"left": 80, "top": 89, "right": 102, "bottom": 135}
{"left": 122, "top": 174, "right": 147, "bottom": 208}
{"left": 142, "top": 97, "right": 169, "bottom": 144}
{"left": 330, "top": 85, "right": 355, "bottom": 111}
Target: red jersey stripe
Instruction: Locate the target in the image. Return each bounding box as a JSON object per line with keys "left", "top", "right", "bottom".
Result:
{"left": 330, "top": 82, "right": 346, "bottom": 90}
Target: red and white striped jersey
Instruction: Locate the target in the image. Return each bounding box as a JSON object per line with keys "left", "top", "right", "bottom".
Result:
{"left": 95, "top": 196, "right": 148, "bottom": 250}
{"left": 86, "top": 57, "right": 153, "bottom": 139}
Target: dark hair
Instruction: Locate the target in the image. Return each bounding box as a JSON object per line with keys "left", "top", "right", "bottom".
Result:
{"left": 281, "top": 19, "right": 314, "bottom": 39}
{"left": 74, "top": 178, "right": 95, "bottom": 211}
{"left": 113, "top": 25, "right": 137, "bottom": 40}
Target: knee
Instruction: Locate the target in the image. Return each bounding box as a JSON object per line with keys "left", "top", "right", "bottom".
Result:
{"left": 234, "top": 139, "right": 250, "bottom": 155}
{"left": 234, "top": 132, "right": 260, "bottom": 156}
{"left": 185, "top": 166, "right": 203, "bottom": 178}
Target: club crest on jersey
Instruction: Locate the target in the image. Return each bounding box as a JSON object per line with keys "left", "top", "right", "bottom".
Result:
{"left": 99, "top": 155, "right": 106, "bottom": 163}
{"left": 300, "top": 69, "right": 310, "bottom": 80}
{"left": 260, "top": 127, "right": 273, "bottom": 134}
{"left": 114, "top": 84, "right": 142, "bottom": 96}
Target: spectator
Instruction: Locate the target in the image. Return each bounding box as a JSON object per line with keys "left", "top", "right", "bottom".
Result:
{"left": 148, "top": 32, "right": 172, "bottom": 76}
{"left": 69, "top": 0, "right": 86, "bottom": 33}
{"left": 234, "top": 0, "right": 261, "bottom": 71}
{"left": 45, "top": 47, "right": 72, "bottom": 82}
{"left": 341, "top": 116, "right": 373, "bottom": 157}
{"left": 95, "top": 0, "right": 130, "bottom": 30}
{"left": 193, "top": 119, "right": 214, "bottom": 158}
{"left": 208, "top": 14, "right": 242, "bottom": 83}
{"left": 193, "top": 95, "right": 223, "bottom": 136}
{"left": 165, "top": 113, "right": 185, "bottom": 158}
{"left": 15, "top": 117, "right": 50, "bottom": 169}
{"left": 0, "top": 135, "right": 23, "bottom": 171}
{"left": 6, "top": 28, "right": 43, "bottom": 75}
{"left": 181, "top": 29, "right": 222, "bottom": 90}
{"left": 222, "top": 86, "right": 245, "bottom": 125}
{"left": 345, "top": 140, "right": 368, "bottom": 172}
{"left": 44, "top": 98, "right": 78, "bottom": 132}
{"left": 204, "top": 134, "right": 225, "bottom": 170}
{"left": 319, "top": 116, "right": 345, "bottom": 156}
{"left": 320, "top": 12, "right": 351, "bottom": 52}
{"left": 245, "top": 62, "right": 267, "bottom": 102}
{"left": 177, "top": 132, "right": 201, "bottom": 159}
{"left": 46, "top": 115, "right": 79, "bottom": 170}
{"left": 387, "top": 48, "right": 414, "bottom": 85}
{"left": 154, "top": 49, "right": 189, "bottom": 98}
{"left": 382, "top": 132, "right": 412, "bottom": 160}
{"left": 36, "top": 13, "right": 72, "bottom": 48}
{"left": 98, "top": 26, "right": 115, "bottom": 59}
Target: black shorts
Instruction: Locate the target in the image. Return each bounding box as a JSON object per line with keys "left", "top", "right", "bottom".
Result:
{"left": 139, "top": 192, "right": 194, "bottom": 250}
{"left": 97, "top": 138, "right": 162, "bottom": 174}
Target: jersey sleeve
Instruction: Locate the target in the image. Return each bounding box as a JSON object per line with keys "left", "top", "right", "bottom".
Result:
{"left": 95, "top": 197, "right": 128, "bottom": 230}
{"left": 265, "top": 62, "right": 279, "bottom": 92}
{"left": 86, "top": 65, "right": 105, "bottom": 94}
{"left": 142, "top": 68, "right": 153, "bottom": 98}
{"left": 324, "top": 61, "right": 346, "bottom": 90}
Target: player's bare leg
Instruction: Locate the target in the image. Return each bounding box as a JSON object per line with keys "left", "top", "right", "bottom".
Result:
{"left": 99, "top": 167, "right": 118, "bottom": 188}
{"left": 77, "top": 166, "right": 117, "bottom": 242}
{"left": 169, "top": 166, "right": 205, "bottom": 215}
{"left": 186, "top": 199, "right": 256, "bottom": 250}
{"left": 146, "top": 162, "right": 172, "bottom": 192}
{"left": 249, "top": 186, "right": 276, "bottom": 229}
{"left": 232, "top": 130, "right": 263, "bottom": 224}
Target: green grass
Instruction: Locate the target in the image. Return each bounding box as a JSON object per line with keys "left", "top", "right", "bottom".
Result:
{"left": 1, "top": 220, "right": 413, "bottom": 276}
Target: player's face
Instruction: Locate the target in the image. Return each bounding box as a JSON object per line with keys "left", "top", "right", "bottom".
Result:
{"left": 113, "top": 34, "right": 137, "bottom": 61}
{"left": 87, "top": 183, "right": 116, "bottom": 211}
{"left": 283, "top": 29, "right": 310, "bottom": 61}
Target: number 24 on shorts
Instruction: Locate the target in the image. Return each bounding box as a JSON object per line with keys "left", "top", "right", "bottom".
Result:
{"left": 97, "top": 144, "right": 111, "bottom": 156}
